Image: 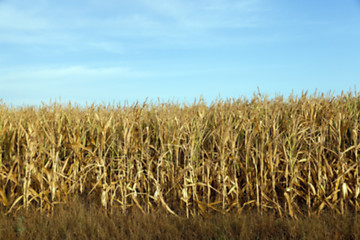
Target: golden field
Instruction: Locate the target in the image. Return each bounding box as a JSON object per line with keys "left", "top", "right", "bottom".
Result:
{"left": 0, "top": 91, "right": 359, "bottom": 218}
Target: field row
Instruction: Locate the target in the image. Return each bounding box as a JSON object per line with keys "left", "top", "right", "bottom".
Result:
{"left": 0, "top": 92, "right": 359, "bottom": 217}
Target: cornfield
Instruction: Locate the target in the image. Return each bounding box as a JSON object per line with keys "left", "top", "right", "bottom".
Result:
{"left": 0, "top": 91, "right": 359, "bottom": 218}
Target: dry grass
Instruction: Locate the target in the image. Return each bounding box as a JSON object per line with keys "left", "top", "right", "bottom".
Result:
{"left": 1, "top": 200, "right": 360, "bottom": 240}
{"left": 0, "top": 90, "right": 359, "bottom": 219}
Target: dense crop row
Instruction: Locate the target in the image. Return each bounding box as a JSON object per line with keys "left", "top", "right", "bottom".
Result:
{"left": 0, "top": 91, "right": 359, "bottom": 218}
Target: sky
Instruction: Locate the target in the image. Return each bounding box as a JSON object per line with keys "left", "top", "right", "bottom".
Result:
{"left": 0, "top": 0, "right": 359, "bottom": 106}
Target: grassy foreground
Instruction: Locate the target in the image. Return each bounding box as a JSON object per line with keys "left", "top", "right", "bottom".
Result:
{"left": 0, "top": 91, "right": 359, "bottom": 238}
{"left": 1, "top": 200, "right": 360, "bottom": 240}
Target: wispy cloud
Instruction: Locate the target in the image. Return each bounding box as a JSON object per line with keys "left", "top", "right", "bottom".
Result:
{"left": 0, "top": 0, "right": 278, "bottom": 106}
{"left": 0, "top": 0, "right": 269, "bottom": 52}
{"left": 0, "top": 65, "right": 146, "bottom": 84}
{"left": 137, "top": 0, "right": 263, "bottom": 29}
{"left": 0, "top": 65, "right": 151, "bottom": 105}
{"left": 0, "top": 3, "right": 49, "bottom": 30}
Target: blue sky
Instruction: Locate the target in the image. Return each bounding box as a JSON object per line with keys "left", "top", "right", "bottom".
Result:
{"left": 1, "top": 0, "right": 359, "bottom": 106}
